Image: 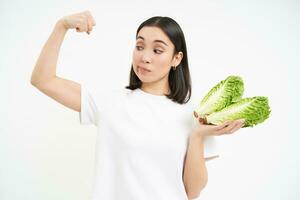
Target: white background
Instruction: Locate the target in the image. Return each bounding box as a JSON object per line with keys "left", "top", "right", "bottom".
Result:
{"left": 0, "top": 0, "right": 299, "bottom": 199}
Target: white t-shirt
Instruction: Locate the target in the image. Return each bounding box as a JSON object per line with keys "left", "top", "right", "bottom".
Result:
{"left": 79, "top": 84, "right": 219, "bottom": 200}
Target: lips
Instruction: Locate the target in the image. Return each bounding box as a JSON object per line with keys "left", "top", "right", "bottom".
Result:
{"left": 138, "top": 66, "right": 151, "bottom": 72}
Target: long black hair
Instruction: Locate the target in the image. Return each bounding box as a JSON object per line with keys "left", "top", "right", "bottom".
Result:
{"left": 125, "top": 16, "right": 192, "bottom": 104}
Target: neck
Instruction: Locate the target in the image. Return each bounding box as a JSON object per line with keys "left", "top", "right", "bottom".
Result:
{"left": 141, "top": 81, "right": 170, "bottom": 96}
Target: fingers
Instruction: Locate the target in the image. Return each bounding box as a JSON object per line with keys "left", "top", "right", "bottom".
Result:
{"left": 228, "top": 119, "right": 245, "bottom": 134}
{"left": 215, "top": 121, "right": 236, "bottom": 135}
{"left": 86, "top": 11, "right": 96, "bottom": 26}
{"left": 86, "top": 11, "right": 96, "bottom": 34}
{"left": 214, "top": 119, "right": 244, "bottom": 135}
{"left": 215, "top": 121, "right": 231, "bottom": 130}
{"left": 75, "top": 10, "right": 96, "bottom": 34}
{"left": 76, "top": 18, "right": 88, "bottom": 32}
{"left": 87, "top": 17, "right": 92, "bottom": 34}
{"left": 208, "top": 121, "right": 232, "bottom": 136}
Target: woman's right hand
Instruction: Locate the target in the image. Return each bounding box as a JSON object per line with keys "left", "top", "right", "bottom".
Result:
{"left": 191, "top": 112, "right": 245, "bottom": 137}
{"left": 59, "top": 10, "right": 96, "bottom": 34}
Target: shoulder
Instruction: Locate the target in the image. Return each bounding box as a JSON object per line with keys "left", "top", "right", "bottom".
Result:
{"left": 85, "top": 85, "right": 131, "bottom": 97}
{"left": 81, "top": 84, "right": 133, "bottom": 105}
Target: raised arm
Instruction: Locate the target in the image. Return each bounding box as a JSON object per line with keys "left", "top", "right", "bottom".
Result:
{"left": 30, "top": 11, "right": 96, "bottom": 112}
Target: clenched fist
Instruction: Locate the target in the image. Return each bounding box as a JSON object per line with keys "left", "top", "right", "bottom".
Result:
{"left": 59, "top": 10, "right": 96, "bottom": 34}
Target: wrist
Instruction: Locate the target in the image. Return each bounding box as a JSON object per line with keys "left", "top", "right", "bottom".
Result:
{"left": 55, "top": 19, "right": 68, "bottom": 31}
{"left": 190, "top": 131, "right": 205, "bottom": 140}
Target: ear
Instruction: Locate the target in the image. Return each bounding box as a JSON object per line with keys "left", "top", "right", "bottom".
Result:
{"left": 172, "top": 51, "right": 183, "bottom": 66}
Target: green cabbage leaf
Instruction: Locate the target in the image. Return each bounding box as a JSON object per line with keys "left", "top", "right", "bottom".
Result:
{"left": 204, "top": 96, "right": 271, "bottom": 127}
{"left": 194, "top": 75, "right": 244, "bottom": 117}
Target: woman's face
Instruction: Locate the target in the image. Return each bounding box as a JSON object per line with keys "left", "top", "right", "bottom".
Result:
{"left": 132, "top": 26, "right": 182, "bottom": 84}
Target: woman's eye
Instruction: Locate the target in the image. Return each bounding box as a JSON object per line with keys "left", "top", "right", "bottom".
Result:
{"left": 135, "top": 46, "right": 163, "bottom": 54}
{"left": 136, "top": 46, "right": 143, "bottom": 50}
{"left": 154, "top": 49, "right": 163, "bottom": 54}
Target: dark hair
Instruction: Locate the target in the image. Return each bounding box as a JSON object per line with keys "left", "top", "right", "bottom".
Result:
{"left": 125, "top": 16, "right": 192, "bottom": 104}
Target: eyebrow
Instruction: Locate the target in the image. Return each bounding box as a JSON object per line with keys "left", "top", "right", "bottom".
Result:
{"left": 136, "top": 36, "right": 168, "bottom": 46}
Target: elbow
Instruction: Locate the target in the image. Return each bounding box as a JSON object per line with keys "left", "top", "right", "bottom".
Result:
{"left": 30, "top": 75, "right": 53, "bottom": 87}
{"left": 187, "top": 191, "right": 201, "bottom": 200}
{"left": 187, "top": 189, "right": 203, "bottom": 200}
{"left": 30, "top": 72, "right": 39, "bottom": 86}
{"left": 186, "top": 179, "right": 208, "bottom": 200}
{"left": 30, "top": 77, "right": 45, "bottom": 89}
{"left": 30, "top": 78, "right": 37, "bottom": 86}
{"left": 30, "top": 78, "right": 42, "bottom": 88}
{"left": 188, "top": 195, "right": 199, "bottom": 200}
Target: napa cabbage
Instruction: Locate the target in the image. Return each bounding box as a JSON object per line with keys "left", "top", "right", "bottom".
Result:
{"left": 203, "top": 96, "right": 271, "bottom": 127}
{"left": 194, "top": 75, "right": 244, "bottom": 117}
{"left": 194, "top": 75, "right": 271, "bottom": 127}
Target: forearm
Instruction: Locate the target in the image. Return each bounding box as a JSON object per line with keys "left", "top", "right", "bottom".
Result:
{"left": 31, "top": 20, "right": 68, "bottom": 85}
{"left": 183, "top": 132, "right": 208, "bottom": 199}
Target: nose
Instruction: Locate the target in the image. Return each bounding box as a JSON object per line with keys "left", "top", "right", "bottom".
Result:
{"left": 141, "top": 51, "right": 151, "bottom": 63}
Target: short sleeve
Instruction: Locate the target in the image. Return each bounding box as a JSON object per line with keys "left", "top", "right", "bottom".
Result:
{"left": 79, "top": 84, "right": 100, "bottom": 126}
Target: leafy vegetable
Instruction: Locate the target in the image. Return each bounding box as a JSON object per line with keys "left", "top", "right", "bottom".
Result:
{"left": 194, "top": 75, "right": 271, "bottom": 128}
{"left": 202, "top": 96, "right": 271, "bottom": 127}
{"left": 194, "top": 75, "right": 244, "bottom": 118}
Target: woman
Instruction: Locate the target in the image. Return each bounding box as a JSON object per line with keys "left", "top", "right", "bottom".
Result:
{"left": 30, "top": 10, "right": 244, "bottom": 200}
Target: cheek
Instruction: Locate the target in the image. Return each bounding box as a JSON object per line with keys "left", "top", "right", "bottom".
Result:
{"left": 132, "top": 51, "right": 139, "bottom": 66}
{"left": 133, "top": 50, "right": 143, "bottom": 63}
{"left": 156, "top": 55, "right": 172, "bottom": 69}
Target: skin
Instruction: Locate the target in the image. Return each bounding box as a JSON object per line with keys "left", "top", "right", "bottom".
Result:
{"left": 184, "top": 117, "right": 244, "bottom": 199}
{"left": 31, "top": 11, "right": 245, "bottom": 198}
{"left": 132, "top": 26, "right": 183, "bottom": 96}
{"left": 131, "top": 25, "right": 245, "bottom": 199}
{"left": 30, "top": 10, "right": 96, "bottom": 112}
{"left": 131, "top": 25, "right": 245, "bottom": 135}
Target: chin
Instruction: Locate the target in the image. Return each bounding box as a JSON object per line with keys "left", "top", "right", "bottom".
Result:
{"left": 134, "top": 68, "right": 151, "bottom": 79}
{"left": 137, "top": 76, "right": 151, "bottom": 83}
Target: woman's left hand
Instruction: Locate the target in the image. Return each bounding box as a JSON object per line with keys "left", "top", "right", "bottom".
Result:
{"left": 192, "top": 115, "right": 245, "bottom": 137}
